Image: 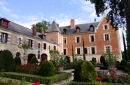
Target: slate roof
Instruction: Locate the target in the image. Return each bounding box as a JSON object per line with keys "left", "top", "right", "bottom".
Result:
{"left": 0, "top": 18, "right": 57, "bottom": 44}
{"left": 46, "top": 21, "right": 61, "bottom": 33}
{"left": 59, "top": 22, "right": 100, "bottom": 35}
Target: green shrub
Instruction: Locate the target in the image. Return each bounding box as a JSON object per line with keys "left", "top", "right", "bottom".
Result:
{"left": 30, "top": 57, "right": 38, "bottom": 64}
{"left": 120, "top": 59, "right": 128, "bottom": 66}
{"left": 39, "top": 61, "right": 55, "bottom": 77}
{"left": 74, "top": 60, "right": 97, "bottom": 82}
{"left": 0, "top": 50, "right": 15, "bottom": 72}
{"left": 14, "top": 56, "right": 21, "bottom": 66}
{"left": 64, "top": 56, "right": 70, "bottom": 64}
{"left": 0, "top": 72, "right": 71, "bottom": 84}
{"left": 100, "top": 56, "right": 105, "bottom": 64}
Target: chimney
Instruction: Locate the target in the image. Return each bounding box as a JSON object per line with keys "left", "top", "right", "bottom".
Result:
{"left": 70, "top": 19, "right": 75, "bottom": 28}
{"left": 43, "top": 34, "right": 46, "bottom": 40}
{"left": 32, "top": 24, "right": 37, "bottom": 36}
{"left": 41, "top": 28, "right": 44, "bottom": 34}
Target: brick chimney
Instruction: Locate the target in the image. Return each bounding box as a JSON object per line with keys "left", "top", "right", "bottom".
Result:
{"left": 41, "top": 28, "right": 44, "bottom": 34}
{"left": 70, "top": 19, "right": 75, "bottom": 28}
{"left": 43, "top": 34, "right": 46, "bottom": 40}
{"left": 32, "top": 24, "right": 37, "bottom": 36}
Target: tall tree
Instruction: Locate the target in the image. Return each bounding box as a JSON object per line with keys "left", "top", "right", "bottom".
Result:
{"left": 72, "top": 45, "right": 75, "bottom": 62}
{"left": 122, "top": 32, "right": 128, "bottom": 61}
{"left": 87, "top": 0, "right": 129, "bottom": 31}
{"left": 126, "top": 30, "right": 130, "bottom": 60}
{"left": 36, "top": 20, "right": 50, "bottom": 33}
{"left": 82, "top": 38, "right": 86, "bottom": 60}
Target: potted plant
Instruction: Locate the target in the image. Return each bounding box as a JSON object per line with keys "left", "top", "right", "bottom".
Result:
{"left": 49, "top": 50, "right": 67, "bottom": 71}
{"left": 103, "top": 52, "right": 118, "bottom": 73}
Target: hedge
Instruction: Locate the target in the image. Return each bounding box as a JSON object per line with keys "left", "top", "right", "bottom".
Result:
{"left": 68, "top": 81, "right": 123, "bottom": 85}
{"left": 0, "top": 77, "right": 30, "bottom": 85}
{"left": 0, "top": 72, "right": 71, "bottom": 84}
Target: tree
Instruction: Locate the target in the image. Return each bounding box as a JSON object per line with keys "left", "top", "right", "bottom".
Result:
{"left": 126, "top": 30, "right": 130, "bottom": 60}
{"left": 49, "top": 50, "right": 60, "bottom": 60}
{"left": 36, "top": 20, "right": 50, "bottom": 33}
{"left": 82, "top": 38, "right": 85, "bottom": 60}
{"left": 19, "top": 42, "right": 31, "bottom": 64}
{"left": 87, "top": 0, "right": 130, "bottom": 32}
{"left": 122, "top": 32, "right": 128, "bottom": 61}
{"left": 72, "top": 45, "right": 75, "bottom": 62}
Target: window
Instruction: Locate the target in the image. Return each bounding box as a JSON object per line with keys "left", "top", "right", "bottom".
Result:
{"left": 63, "top": 38, "right": 67, "bottom": 44}
{"left": 76, "top": 48, "right": 80, "bottom": 54}
{"left": 28, "top": 39, "right": 33, "bottom": 47}
{"left": 104, "top": 33, "right": 110, "bottom": 41}
{"left": 91, "top": 47, "right": 96, "bottom": 54}
{"left": 43, "top": 43, "right": 46, "bottom": 50}
{"left": 63, "top": 28, "right": 67, "bottom": 34}
{"left": 38, "top": 43, "right": 40, "bottom": 48}
{"left": 63, "top": 49, "right": 67, "bottom": 55}
{"left": 75, "top": 36, "right": 80, "bottom": 43}
{"left": 1, "top": 32, "right": 8, "bottom": 43}
{"left": 49, "top": 45, "right": 50, "bottom": 50}
{"left": 38, "top": 51, "right": 40, "bottom": 59}
{"left": 18, "top": 38, "right": 22, "bottom": 45}
{"left": 54, "top": 46, "right": 56, "bottom": 50}
{"left": 105, "top": 46, "right": 111, "bottom": 53}
{"left": 76, "top": 27, "right": 80, "bottom": 33}
{"left": 90, "top": 35, "right": 95, "bottom": 42}
{"left": 103, "top": 24, "right": 109, "bottom": 30}
{"left": 84, "top": 48, "right": 88, "bottom": 54}
{"left": 89, "top": 25, "right": 94, "bottom": 31}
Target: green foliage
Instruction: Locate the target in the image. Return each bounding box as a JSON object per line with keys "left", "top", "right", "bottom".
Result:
{"left": 0, "top": 77, "right": 30, "bottom": 85}
{"left": 0, "top": 72, "right": 71, "bottom": 84}
{"left": 0, "top": 50, "right": 15, "bottom": 72}
{"left": 120, "top": 59, "right": 128, "bottom": 66}
{"left": 39, "top": 61, "right": 55, "bottom": 77}
{"left": 103, "top": 52, "right": 118, "bottom": 68}
{"left": 14, "top": 56, "right": 21, "bottom": 66}
{"left": 92, "top": 57, "right": 96, "bottom": 65}
{"left": 64, "top": 56, "right": 70, "bottom": 64}
{"left": 74, "top": 60, "right": 97, "bottom": 82}
{"left": 36, "top": 20, "right": 50, "bottom": 33}
{"left": 30, "top": 57, "right": 38, "bottom": 64}
{"left": 49, "top": 50, "right": 59, "bottom": 60}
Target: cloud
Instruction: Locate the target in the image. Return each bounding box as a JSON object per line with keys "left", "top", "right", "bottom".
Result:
{"left": 0, "top": 1, "right": 11, "bottom": 12}
{"left": 10, "top": 14, "right": 19, "bottom": 18}
{"left": 50, "top": 14, "right": 88, "bottom": 27}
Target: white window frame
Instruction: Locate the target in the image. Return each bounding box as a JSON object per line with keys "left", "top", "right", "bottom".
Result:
{"left": 75, "top": 47, "right": 81, "bottom": 55}
{"left": 103, "top": 24, "right": 109, "bottom": 30}
{"left": 75, "top": 36, "right": 81, "bottom": 43}
{"left": 63, "top": 37, "right": 67, "bottom": 44}
{"left": 104, "top": 33, "right": 110, "bottom": 41}
{"left": 90, "top": 46, "right": 96, "bottom": 54}
{"left": 89, "top": 34, "right": 95, "bottom": 42}
{"left": 104, "top": 45, "right": 112, "bottom": 53}
{"left": 63, "top": 48, "right": 67, "bottom": 55}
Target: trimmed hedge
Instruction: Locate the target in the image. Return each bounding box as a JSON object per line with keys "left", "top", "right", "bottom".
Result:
{"left": 0, "top": 72, "right": 71, "bottom": 84}
{"left": 0, "top": 50, "right": 15, "bottom": 72}
{"left": 68, "top": 81, "right": 123, "bottom": 85}
{"left": 0, "top": 77, "right": 30, "bottom": 85}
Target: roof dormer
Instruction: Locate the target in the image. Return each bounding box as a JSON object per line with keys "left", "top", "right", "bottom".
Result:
{"left": 89, "top": 25, "right": 94, "bottom": 31}
{"left": 76, "top": 27, "right": 80, "bottom": 33}
{"left": 0, "top": 18, "right": 10, "bottom": 28}
{"left": 63, "top": 28, "right": 67, "bottom": 34}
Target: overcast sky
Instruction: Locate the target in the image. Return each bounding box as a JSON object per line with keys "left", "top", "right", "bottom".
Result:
{"left": 0, "top": 0, "right": 124, "bottom": 51}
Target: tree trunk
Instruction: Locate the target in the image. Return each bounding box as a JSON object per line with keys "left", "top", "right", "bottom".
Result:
{"left": 123, "top": 0, "right": 130, "bottom": 61}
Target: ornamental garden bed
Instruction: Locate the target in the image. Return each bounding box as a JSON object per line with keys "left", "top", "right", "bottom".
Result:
{"left": 0, "top": 72, "right": 71, "bottom": 84}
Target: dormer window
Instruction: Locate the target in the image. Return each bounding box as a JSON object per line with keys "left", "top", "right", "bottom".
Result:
{"left": 0, "top": 18, "right": 10, "bottom": 28}
{"left": 89, "top": 25, "right": 94, "bottom": 31}
{"left": 76, "top": 27, "right": 80, "bottom": 33}
{"left": 63, "top": 28, "right": 67, "bottom": 34}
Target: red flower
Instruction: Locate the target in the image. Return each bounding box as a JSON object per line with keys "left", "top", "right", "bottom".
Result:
{"left": 113, "top": 77, "right": 116, "bottom": 80}
{"left": 32, "top": 82, "right": 40, "bottom": 85}
{"left": 96, "top": 77, "right": 101, "bottom": 81}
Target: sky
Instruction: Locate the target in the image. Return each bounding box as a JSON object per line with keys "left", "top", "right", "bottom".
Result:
{"left": 0, "top": 0, "right": 124, "bottom": 51}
